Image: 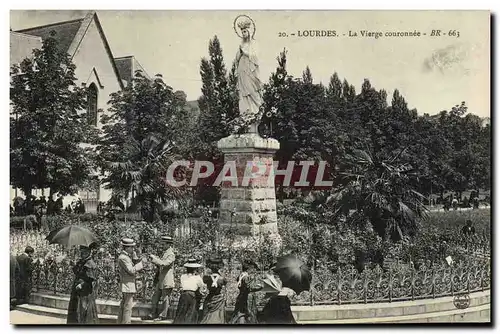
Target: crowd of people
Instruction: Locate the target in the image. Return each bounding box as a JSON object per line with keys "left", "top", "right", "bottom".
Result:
{"left": 10, "top": 235, "right": 297, "bottom": 325}
{"left": 107, "top": 235, "right": 297, "bottom": 325}
{"left": 10, "top": 214, "right": 483, "bottom": 325}
{"left": 11, "top": 195, "right": 87, "bottom": 231}
{"left": 441, "top": 191, "right": 489, "bottom": 211}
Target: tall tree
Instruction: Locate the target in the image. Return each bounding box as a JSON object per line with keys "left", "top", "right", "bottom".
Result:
{"left": 98, "top": 72, "right": 188, "bottom": 222}
{"left": 10, "top": 35, "right": 98, "bottom": 202}
{"left": 194, "top": 36, "right": 238, "bottom": 205}
{"left": 197, "top": 35, "right": 238, "bottom": 152}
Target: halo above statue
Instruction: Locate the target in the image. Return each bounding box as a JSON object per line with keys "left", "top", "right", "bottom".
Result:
{"left": 233, "top": 15, "right": 256, "bottom": 39}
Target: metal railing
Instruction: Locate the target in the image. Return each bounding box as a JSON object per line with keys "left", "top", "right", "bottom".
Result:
{"left": 11, "top": 228, "right": 491, "bottom": 307}
{"left": 27, "top": 255, "right": 490, "bottom": 307}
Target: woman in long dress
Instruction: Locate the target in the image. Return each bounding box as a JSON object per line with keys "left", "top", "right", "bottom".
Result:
{"left": 259, "top": 287, "right": 297, "bottom": 324}
{"left": 235, "top": 18, "right": 262, "bottom": 127}
{"left": 66, "top": 243, "right": 99, "bottom": 324}
{"left": 173, "top": 259, "right": 205, "bottom": 324}
{"left": 199, "top": 258, "right": 227, "bottom": 324}
{"left": 229, "top": 259, "right": 263, "bottom": 324}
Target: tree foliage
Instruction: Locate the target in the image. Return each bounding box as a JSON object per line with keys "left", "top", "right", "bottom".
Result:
{"left": 193, "top": 36, "right": 240, "bottom": 205}
{"left": 10, "top": 36, "right": 98, "bottom": 199}
{"left": 98, "top": 72, "right": 189, "bottom": 222}
{"left": 259, "top": 49, "right": 490, "bottom": 241}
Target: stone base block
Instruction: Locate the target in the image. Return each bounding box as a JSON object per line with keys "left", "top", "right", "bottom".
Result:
{"left": 217, "top": 132, "right": 280, "bottom": 238}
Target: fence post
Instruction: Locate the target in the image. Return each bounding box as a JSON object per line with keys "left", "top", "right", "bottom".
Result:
{"left": 53, "top": 264, "right": 58, "bottom": 295}
{"left": 467, "top": 265, "right": 471, "bottom": 294}
{"left": 411, "top": 268, "right": 415, "bottom": 301}
{"left": 363, "top": 273, "right": 367, "bottom": 304}
{"left": 35, "top": 264, "right": 40, "bottom": 292}
{"left": 310, "top": 283, "right": 314, "bottom": 306}
{"left": 142, "top": 272, "right": 147, "bottom": 302}
{"left": 450, "top": 266, "right": 454, "bottom": 296}
{"left": 480, "top": 264, "right": 484, "bottom": 291}
{"left": 337, "top": 267, "right": 341, "bottom": 305}
{"left": 389, "top": 267, "right": 393, "bottom": 303}
{"left": 432, "top": 268, "right": 436, "bottom": 299}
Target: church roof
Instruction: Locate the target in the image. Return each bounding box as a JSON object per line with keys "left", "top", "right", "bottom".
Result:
{"left": 10, "top": 31, "right": 42, "bottom": 66}
{"left": 16, "top": 18, "right": 83, "bottom": 54}
{"left": 14, "top": 11, "right": 124, "bottom": 90}
{"left": 114, "top": 55, "right": 150, "bottom": 87}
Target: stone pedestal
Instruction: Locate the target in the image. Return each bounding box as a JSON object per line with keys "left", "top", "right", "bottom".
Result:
{"left": 217, "top": 133, "right": 280, "bottom": 237}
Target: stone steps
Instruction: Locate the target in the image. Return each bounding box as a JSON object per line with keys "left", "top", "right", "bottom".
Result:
{"left": 16, "top": 301, "right": 490, "bottom": 324}
{"left": 14, "top": 304, "right": 171, "bottom": 325}
{"left": 23, "top": 290, "right": 490, "bottom": 324}
{"left": 299, "top": 304, "right": 490, "bottom": 323}
{"left": 292, "top": 290, "right": 490, "bottom": 321}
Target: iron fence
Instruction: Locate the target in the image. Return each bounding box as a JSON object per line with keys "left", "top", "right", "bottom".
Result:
{"left": 26, "top": 254, "right": 490, "bottom": 307}
{"left": 11, "top": 230, "right": 491, "bottom": 307}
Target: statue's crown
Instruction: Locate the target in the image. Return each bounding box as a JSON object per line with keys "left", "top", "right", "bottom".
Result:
{"left": 237, "top": 19, "right": 252, "bottom": 30}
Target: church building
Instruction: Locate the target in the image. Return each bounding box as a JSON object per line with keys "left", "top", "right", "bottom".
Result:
{"left": 10, "top": 11, "right": 151, "bottom": 212}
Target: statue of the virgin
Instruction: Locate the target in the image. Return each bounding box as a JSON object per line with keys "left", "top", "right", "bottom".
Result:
{"left": 234, "top": 16, "right": 262, "bottom": 133}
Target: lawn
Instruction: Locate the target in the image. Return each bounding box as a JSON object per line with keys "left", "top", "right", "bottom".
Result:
{"left": 425, "top": 208, "right": 491, "bottom": 237}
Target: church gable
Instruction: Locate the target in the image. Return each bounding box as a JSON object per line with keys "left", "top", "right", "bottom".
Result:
{"left": 70, "top": 13, "right": 123, "bottom": 92}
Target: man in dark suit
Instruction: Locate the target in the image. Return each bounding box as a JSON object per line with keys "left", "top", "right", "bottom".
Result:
{"left": 16, "top": 246, "right": 34, "bottom": 304}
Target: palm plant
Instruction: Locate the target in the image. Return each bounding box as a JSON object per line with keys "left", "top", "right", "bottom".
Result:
{"left": 103, "top": 134, "right": 188, "bottom": 223}
{"left": 326, "top": 148, "right": 428, "bottom": 242}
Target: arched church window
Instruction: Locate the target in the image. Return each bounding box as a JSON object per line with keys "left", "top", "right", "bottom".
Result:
{"left": 87, "top": 83, "right": 98, "bottom": 126}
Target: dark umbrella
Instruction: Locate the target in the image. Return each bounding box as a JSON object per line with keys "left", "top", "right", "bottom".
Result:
{"left": 45, "top": 225, "right": 97, "bottom": 248}
{"left": 274, "top": 254, "right": 312, "bottom": 294}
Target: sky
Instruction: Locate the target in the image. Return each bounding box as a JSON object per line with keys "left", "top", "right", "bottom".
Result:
{"left": 10, "top": 10, "right": 490, "bottom": 117}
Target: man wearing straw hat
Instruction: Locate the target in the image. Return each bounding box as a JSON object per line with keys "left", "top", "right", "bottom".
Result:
{"left": 117, "top": 238, "right": 145, "bottom": 324}
{"left": 145, "top": 235, "right": 175, "bottom": 321}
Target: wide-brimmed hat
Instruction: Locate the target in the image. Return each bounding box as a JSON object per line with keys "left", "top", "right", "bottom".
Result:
{"left": 184, "top": 258, "right": 202, "bottom": 268}
{"left": 121, "top": 238, "right": 136, "bottom": 247}
{"left": 160, "top": 236, "right": 173, "bottom": 244}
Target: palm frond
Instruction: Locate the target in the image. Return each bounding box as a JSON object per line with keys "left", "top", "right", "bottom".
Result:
{"left": 352, "top": 149, "right": 374, "bottom": 165}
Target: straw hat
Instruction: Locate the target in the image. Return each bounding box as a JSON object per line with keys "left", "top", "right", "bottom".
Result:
{"left": 160, "top": 236, "right": 173, "bottom": 244}
{"left": 121, "top": 238, "right": 136, "bottom": 247}
{"left": 184, "top": 258, "right": 202, "bottom": 268}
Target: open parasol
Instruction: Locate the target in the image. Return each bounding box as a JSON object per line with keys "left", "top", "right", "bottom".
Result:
{"left": 274, "top": 254, "right": 312, "bottom": 295}
{"left": 45, "top": 225, "right": 97, "bottom": 248}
